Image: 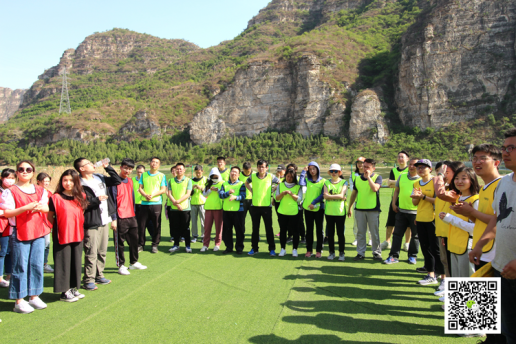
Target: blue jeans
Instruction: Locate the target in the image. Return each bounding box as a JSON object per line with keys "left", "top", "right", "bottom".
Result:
{"left": 495, "top": 269, "right": 516, "bottom": 344}
{"left": 44, "top": 233, "right": 50, "bottom": 265}
{"left": 0, "top": 235, "right": 12, "bottom": 276}
{"left": 9, "top": 228, "right": 45, "bottom": 299}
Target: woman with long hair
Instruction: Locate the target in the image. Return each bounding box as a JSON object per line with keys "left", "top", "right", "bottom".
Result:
{"left": 0, "top": 161, "right": 50, "bottom": 314}
{"left": 276, "top": 168, "right": 303, "bottom": 257}
{"left": 0, "top": 168, "right": 15, "bottom": 288}
{"left": 37, "top": 172, "right": 54, "bottom": 273}
{"left": 47, "top": 169, "right": 89, "bottom": 302}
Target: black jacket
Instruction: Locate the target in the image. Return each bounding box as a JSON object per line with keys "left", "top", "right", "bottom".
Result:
{"left": 81, "top": 166, "right": 122, "bottom": 229}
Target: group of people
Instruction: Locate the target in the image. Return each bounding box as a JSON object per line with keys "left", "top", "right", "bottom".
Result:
{"left": 0, "top": 131, "right": 515, "bottom": 344}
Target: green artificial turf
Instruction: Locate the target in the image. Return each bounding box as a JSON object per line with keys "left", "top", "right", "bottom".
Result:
{"left": 0, "top": 188, "right": 478, "bottom": 343}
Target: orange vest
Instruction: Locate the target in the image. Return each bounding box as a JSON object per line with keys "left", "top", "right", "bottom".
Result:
{"left": 52, "top": 193, "right": 85, "bottom": 245}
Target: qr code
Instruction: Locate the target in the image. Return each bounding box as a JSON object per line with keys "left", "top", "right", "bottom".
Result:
{"left": 445, "top": 278, "right": 501, "bottom": 334}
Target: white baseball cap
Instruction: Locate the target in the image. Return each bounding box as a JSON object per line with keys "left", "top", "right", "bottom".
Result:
{"left": 329, "top": 164, "right": 341, "bottom": 171}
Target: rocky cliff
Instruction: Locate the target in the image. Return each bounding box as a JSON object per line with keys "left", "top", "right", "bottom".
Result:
{"left": 396, "top": 0, "right": 516, "bottom": 130}
{"left": 0, "top": 87, "right": 27, "bottom": 122}
{"left": 189, "top": 55, "right": 343, "bottom": 144}
{"left": 350, "top": 89, "right": 388, "bottom": 144}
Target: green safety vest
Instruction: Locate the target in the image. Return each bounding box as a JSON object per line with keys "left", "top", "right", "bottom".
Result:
{"left": 132, "top": 177, "right": 143, "bottom": 205}
{"left": 191, "top": 176, "right": 207, "bottom": 205}
{"left": 303, "top": 178, "right": 326, "bottom": 211}
{"left": 204, "top": 181, "right": 224, "bottom": 210}
{"left": 251, "top": 173, "right": 273, "bottom": 207}
{"left": 141, "top": 172, "right": 165, "bottom": 203}
{"left": 355, "top": 174, "right": 379, "bottom": 210}
{"left": 324, "top": 179, "right": 347, "bottom": 216}
{"left": 278, "top": 183, "right": 300, "bottom": 216}
{"left": 239, "top": 173, "right": 252, "bottom": 200}
{"left": 391, "top": 167, "right": 408, "bottom": 195}
{"left": 399, "top": 174, "right": 420, "bottom": 211}
{"left": 167, "top": 177, "right": 190, "bottom": 210}
{"left": 273, "top": 177, "right": 285, "bottom": 201}
{"left": 219, "top": 169, "right": 230, "bottom": 182}
{"left": 222, "top": 181, "right": 243, "bottom": 212}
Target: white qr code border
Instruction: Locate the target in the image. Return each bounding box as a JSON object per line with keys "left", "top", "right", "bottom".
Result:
{"left": 444, "top": 277, "right": 501, "bottom": 334}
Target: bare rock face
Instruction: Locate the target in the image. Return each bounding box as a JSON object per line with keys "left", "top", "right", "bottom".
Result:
{"left": 0, "top": 87, "right": 27, "bottom": 122}
{"left": 349, "top": 89, "right": 388, "bottom": 144}
{"left": 396, "top": 0, "right": 516, "bottom": 130}
{"left": 119, "top": 110, "right": 161, "bottom": 139}
{"left": 38, "top": 49, "right": 75, "bottom": 80}
{"left": 323, "top": 102, "right": 346, "bottom": 137}
{"left": 190, "top": 55, "right": 342, "bottom": 144}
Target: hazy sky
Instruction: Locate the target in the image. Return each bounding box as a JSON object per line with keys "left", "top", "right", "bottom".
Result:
{"left": 0, "top": 0, "right": 271, "bottom": 90}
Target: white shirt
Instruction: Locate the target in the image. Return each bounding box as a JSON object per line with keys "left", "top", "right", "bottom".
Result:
{"left": 81, "top": 175, "right": 111, "bottom": 226}
{"left": 0, "top": 185, "right": 49, "bottom": 230}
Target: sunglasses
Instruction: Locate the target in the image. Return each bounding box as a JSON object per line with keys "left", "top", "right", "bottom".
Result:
{"left": 17, "top": 167, "right": 33, "bottom": 173}
{"left": 329, "top": 170, "right": 339, "bottom": 174}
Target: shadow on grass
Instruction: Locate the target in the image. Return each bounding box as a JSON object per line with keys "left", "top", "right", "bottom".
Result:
{"left": 248, "top": 333, "right": 392, "bottom": 344}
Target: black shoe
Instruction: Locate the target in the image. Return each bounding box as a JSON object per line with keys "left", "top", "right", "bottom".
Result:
{"left": 416, "top": 267, "right": 428, "bottom": 273}
{"left": 353, "top": 254, "right": 365, "bottom": 261}
{"left": 323, "top": 237, "right": 328, "bottom": 244}
{"left": 286, "top": 236, "right": 293, "bottom": 244}
{"left": 373, "top": 254, "right": 383, "bottom": 261}
{"left": 300, "top": 237, "right": 306, "bottom": 244}
{"left": 236, "top": 250, "right": 243, "bottom": 254}
{"left": 223, "top": 249, "right": 233, "bottom": 254}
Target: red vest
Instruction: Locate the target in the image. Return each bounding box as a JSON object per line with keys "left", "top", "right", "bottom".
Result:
{"left": 116, "top": 179, "right": 135, "bottom": 219}
{"left": 11, "top": 185, "right": 51, "bottom": 241}
{"left": 0, "top": 189, "right": 9, "bottom": 236}
{"left": 51, "top": 193, "right": 85, "bottom": 245}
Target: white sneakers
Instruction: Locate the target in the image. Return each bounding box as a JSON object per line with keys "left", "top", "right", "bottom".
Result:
{"left": 185, "top": 247, "right": 192, "bottom": 253}
{"left": 28, "top": 297, "right": 47, "bottom": 310}
{"left": 0, "top": 279, "right": 9, "bottom": 288}
{"left": 351, "top": 240, "right": 357, "bottom": 246}
{"left": 118, "top": 265, "right": 130, "bottom": 275}
{"left": 402, "top": 242, "right": 410, "bottom": 252}
{"left": 129, "top": 262, "right": 147, "bottom": 270}
{"left": 380, "top": 241, "right": 391, "bottom": 250}
{"left": 43, "top": 264, "right": 54, "bottom": 273}
{"left": 200, "top": 246, "right": 208, "bottom": 252}
{"left": 367, "top": 240, "right": 372, "bottom": 246}
{"left": 213, "top": 245, "right": 220, "bottom": 252}
{"left": 292, "top": 249, "right": 298, "bottom": 257}
{"left": 279, "top": 249, "right": 286, "bottom": 257}
{"left": 14, "top": 300, "right": 35, "bottom": 314}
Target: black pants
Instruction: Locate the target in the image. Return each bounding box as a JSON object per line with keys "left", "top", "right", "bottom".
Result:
{"left": 443, "top": 237, "right": 452, "bottom": 277}
{"left": 53, "top": 239, "right": 82, "bottom": 293}
{"left": 326, "top": 215, "right": 345, "bottom": 253}
{"left": 243, "top": 199, "right": 252, "bottom": 220}
{"left": 137, "top": 204, "right": 162, "bottom": 248}
{"left": 417, "top": 221, "right": 444, "bottom": 274}
{"left": 278, "top": 213, "right": 299, "bottom": 249}
{"left": 250, "top": 206, "right": 275, "bottom": 251}
{"left": 305, "top": 208, "right": 324, "bottom": 252}
{"left": 168, "top": 209, "right": 191, "bottom": 247}
{"left": 222, "top": 211, "right": 245, "bottom": 252}
{"left": 389, "top": 212, "right": 419, "bottom": 259}
{"left": 115, "top": 217, "right": 139, "bottom": 267}
{"left": 135, "top": 204, "right": 156, "bottom": 248}
{"left": 297, "top": 209, "right": 305, "bottom": 239}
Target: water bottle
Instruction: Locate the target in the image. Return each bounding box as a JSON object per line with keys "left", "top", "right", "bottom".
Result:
{"left": 94, "top": 158, "right": 110, "bottom": 167}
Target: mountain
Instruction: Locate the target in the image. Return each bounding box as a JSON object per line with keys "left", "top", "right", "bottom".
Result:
{"left": 0, "top": 87, "right": 27, "bottom": 122}
{"left": 2, "top": 0, "right": 516, "bottom": 165}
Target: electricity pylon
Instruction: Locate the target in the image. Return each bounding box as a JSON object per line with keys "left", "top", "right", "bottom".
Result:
{"left": 59, "top": 67, "right": 71, "bottom": 115}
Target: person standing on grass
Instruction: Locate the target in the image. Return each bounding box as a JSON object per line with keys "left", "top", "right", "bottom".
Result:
{"left": 137, "top": 157, "right": 167, "bottom": 253}
{"left": 287, "top": 163, "right": 305, "bottom": 244}
{"left": 276, "top": 168, "right": 303, "bottom": 257}
{"left": 0, "top": 161, "right": 50, "bottom": 314}
{"left": 273, "top": 164, "right": 286, "bottom": 238}
{"left": 300, "top": 161, "right": 326, "bottom": 258}
{"left": 36, "top": 172, "right": 55, "bottom": 274}
{"left": 47, "top": 169, "right": 88, "bottom": 302}
{"left": 455, "top": 146, "right": 505, "bottom": 344}
{"left": 383, "top": 151, "right": 412, "bottom": 252}
{"left": 74, "top": 157, "right": 121, "bottom": 290}
{"left": 109, "top": 158, "right": 147, "bottom": 275}
{"left": 469, "top": 129, "right": 516, "bottom": 344}
{"left": 349, "top": 157, "right": 371, "bottom": 246}
{"left": 383, "top": 157, "right": 421, "bottom": 265}
{"left": 133, "top": 165, "right": 156, "bottom": 253}
{"left": 439, "top": 167, "right": 480, "bottom": 279}
{"left": 245, "top": 159, "right": 280, "bottom": 256}
{"left": 191, "top": 165, "right": 207, "bottom": 243}
{"left": 411, "top": 159, "right": 444, "bottom": 286}
{"left": 0, "top": 168, "right": 15, "bottom": 289}
{"left": 347, "top": 158, "right": 382, "bottom": 261}
{"left": 239, "top": 162, "right": 253, "bottom": 221}
{"left": 217, "top": 157, "right": 230, "bottom": 182}
{"left": 220, "top": 166, "right": 247, "bottom": 254}
{"left": 323, "top": 164, "right": 347, "bottom": 261}
{"left": 201, "top": 168, "right": 224, "bottom": 252}
{"left": 167, "top": 163, "right": 193, "bottom": 253}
